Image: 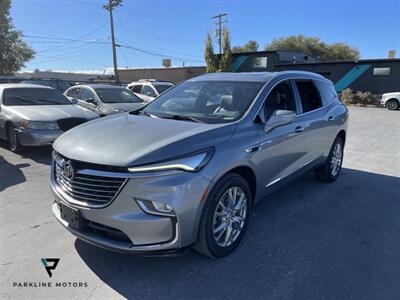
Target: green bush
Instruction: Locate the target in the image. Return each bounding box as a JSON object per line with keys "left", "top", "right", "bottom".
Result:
{"left": 340, "top": 88, "right": 379, "bottom": 106}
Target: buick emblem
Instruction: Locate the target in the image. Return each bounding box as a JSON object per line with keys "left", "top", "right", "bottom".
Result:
{"left": 62, "top": 161, "right": 75, "bottom": 180}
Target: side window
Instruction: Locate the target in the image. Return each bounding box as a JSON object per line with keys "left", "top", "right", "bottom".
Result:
{"left": 80, "top": 88, "right": 95, "bottom": 101}
{"left": 141, "top": 85, "right": 157, "bottom": 97}
{"left": 295, "top": 80, "right": 322, "bottom": 113}
{"left": 316, "top": 81, "right": 336, "bottom": 105}
{"left": 130, "top": 84, "right": 143, "bottom": 93}
{"left": 264, "top": 81, "right": 297, "bottom": 120}
{"left": 67, "top": 88, "right": 81, "bottom": 98}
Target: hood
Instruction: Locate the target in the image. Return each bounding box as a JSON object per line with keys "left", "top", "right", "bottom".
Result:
{"left": 8, "top": 105, "right": 98, "bottom": 121}
{"left": 53, "top": 113, "right": 236, "bottom": 167}
{"left": 383, "top": 92, "right": 399, "bottom": 97}
{"left": 105, "top": 102, "right": 145, "bottom": 112}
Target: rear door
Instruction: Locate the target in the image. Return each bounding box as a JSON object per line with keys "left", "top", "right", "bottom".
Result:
{"left": 292, "top": 79, "right": 332, "bottom": 164}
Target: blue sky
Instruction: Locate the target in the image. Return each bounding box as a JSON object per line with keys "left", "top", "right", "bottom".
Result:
{"left": 10, "top": 0, "right": 400, "bottom": 72}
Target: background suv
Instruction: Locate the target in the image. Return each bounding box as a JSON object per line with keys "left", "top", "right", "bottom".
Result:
{"left": 127, "top": 79, "right": 174, "bottom": 102}
{"left": 51, "top": 71, "right": 348, "bottom": 258}
{"left": 380, "top": 92, "right": 400, "bottom": 110}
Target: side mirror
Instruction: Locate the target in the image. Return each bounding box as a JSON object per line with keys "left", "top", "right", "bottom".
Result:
{"left": 85, "top": 98, "right": 96, "bottom": 105}
{"left": 264, "top": 110, "right": 296, "bottom": 133}
{"left": 70, "top": 98, "right": 78, "bottom": 104}
{"left": 146, "top": 91, "right": 154, "bottom": 97}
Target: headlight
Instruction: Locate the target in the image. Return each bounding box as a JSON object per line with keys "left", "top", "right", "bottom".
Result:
{"left": 128, "top": 148, "right": 214, "bottom": 174}
{"left": 21, "top": 120, "right": 59, "bottom": 130}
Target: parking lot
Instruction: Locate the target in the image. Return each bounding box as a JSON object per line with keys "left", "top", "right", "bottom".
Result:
{"left": 0, "top": 107, "right": 399, "bottom": 299}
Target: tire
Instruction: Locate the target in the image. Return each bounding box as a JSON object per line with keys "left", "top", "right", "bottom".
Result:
{"left": 387, "top": 99, "right": 399, "bottom": 110}
{"left": 6, "top": 124, "right": 24, "bottom": 153}
{"left": 315, "top": 136, "right": 344, "bottom": 182}
{"left": 195, "top": 173, "right": 251, "bottom": 258}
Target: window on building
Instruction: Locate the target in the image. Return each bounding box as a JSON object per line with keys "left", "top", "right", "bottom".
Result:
{"left": 373, "top": 67, "right": 391, "bottom": 76}
{"left": 295, "top": 80, "right": 323, "bottom": 113}
{"left": 249, "top": 57, "right": 268, "bottom": 69}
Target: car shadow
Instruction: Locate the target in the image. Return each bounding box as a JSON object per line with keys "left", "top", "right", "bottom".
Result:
{"left": 0, "top": 155, "right": 28, "bottom": 192}
{"left": 0, "top": 140, "right": 52, "bottom": 165}
{"left": 75, "top": 168, "right": 400, "bottom": 299}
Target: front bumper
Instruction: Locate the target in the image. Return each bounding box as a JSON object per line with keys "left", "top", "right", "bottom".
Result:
{"left": 16, "top": 127, "right": 63, "bottom": 146}
{"left": 51, "top": 160, "right": 212, "bottom": 254}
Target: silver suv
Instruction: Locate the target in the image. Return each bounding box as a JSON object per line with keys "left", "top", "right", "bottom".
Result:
{"left": 51, "top": 71, "right": 348, "bottom": 258}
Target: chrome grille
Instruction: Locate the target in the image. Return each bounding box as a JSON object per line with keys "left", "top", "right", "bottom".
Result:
{"left": 54, "top": 157, "right": 126, "bottom": 207}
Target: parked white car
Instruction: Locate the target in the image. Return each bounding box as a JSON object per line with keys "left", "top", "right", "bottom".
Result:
{"left": 127, "top": 79, "right": 174, "bottom": 102}
{"left": 380, "top": 92, "right": 400, "bottom": 110}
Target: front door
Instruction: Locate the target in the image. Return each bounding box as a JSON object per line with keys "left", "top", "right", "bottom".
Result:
{"left": 257, "top": 80, "right": 306, "bottom": 190}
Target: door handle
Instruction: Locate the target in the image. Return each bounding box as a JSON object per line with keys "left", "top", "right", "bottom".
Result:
{"left": 328, "top": 116, "right": 334, "bottom": 121}
{"left": 295, "top": 126, "right": 304, "bottom": 133}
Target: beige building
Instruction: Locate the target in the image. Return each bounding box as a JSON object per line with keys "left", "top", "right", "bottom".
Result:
{"left": 118, "top": 66, "right": 206, "bottom": 84}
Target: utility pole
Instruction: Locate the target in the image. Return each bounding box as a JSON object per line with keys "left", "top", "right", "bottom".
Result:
{"left": 103, "top": 0, "right": 122, "bottom": 84}
{"left": 212, "top": 13, "right": 228, "bottom": 55}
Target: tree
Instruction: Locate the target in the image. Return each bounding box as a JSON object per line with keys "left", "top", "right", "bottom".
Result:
{"left": 220, "top": 30, "right": 232, "bottom": 72}
{"left": 265, "top": 34, "right": 360, "bottom": 61}
{"left": 232, "top": 40, "right": 259, "bottom": 53}
{"left": 0, "top": 0, "right": 35, "bottom": 75}
{"left": 204, "top": 32, "right": 218, "bottom": 72}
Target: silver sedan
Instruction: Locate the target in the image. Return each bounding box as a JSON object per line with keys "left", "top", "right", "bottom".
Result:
{"left": 0, "top": 84, "right": 98, "bottom": 152}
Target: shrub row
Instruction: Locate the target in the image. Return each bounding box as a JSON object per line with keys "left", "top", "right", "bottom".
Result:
{"left": 340, "top": 88, "right": 380, "bottom": 106}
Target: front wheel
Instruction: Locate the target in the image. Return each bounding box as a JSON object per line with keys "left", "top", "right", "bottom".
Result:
{"left": 195, "top": 173, "right": 251, "bottom": 258}
{"left": 387, "top": 99, "right": 399, "bottom": 110}
{"left": 7, "top": 124, "right": 24, "bottom": 153}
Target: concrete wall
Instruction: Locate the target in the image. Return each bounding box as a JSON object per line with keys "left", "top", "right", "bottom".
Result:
{"left": 118, "top": 66, "right": 206, "bottom": 84}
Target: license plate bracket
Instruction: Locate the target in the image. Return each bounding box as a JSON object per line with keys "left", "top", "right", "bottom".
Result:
{"left": 60, "top": 203, "right": 82, "bottom": 230}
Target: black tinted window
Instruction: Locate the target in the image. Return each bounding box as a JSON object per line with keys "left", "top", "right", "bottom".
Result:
{"left": 142, "top": 85, "right": 157, "bottom": 97}
{"left": 295, "top": 80, "right": 322, "bottom": 113}
{"left": 80, "top": 88, "right": 95, "bottom": 100}
{"left": 3, "top": 88, "right": 71, "bottom": 106}
{"left": 264, "top": 81, "right": 297, "bottom": 119}
{"left": 67, "top": 87, "right": 81, "bottom": 98}
{"left": 154, "top": 84, "right": 173, "bottom": 94}
{"left": 130, "top": 85, "right": 142, "bottom": 93}
{"left": 317, "top": 81, "right": 336, "bottom": 104}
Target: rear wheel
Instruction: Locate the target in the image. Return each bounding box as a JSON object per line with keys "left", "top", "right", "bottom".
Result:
{"left": 315, "top": 136, "right": 344, "bottom": 182}
{"left": 7, "top": 124, "right": 24, "bottom": 153}
{"left": 195, "top": 173, "right": 251, "bottom": 258}
{"left": 387, "top": 99, "right": 399, "bottom": 110}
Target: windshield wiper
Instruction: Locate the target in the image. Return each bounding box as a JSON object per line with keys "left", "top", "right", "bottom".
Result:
{"left": 164, "top": 114, "right": 203, "bottom": 123}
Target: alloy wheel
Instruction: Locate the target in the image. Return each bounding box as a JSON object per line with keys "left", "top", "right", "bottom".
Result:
{"left": 212, "top": 187, "right": 247, "bottom": 247}
{"left": 388, "top": 100, "right": 398, "bottom": 110}
{"left": 330, "top": 143, "right": 342, "bottom": 177}
{"left": 8, "top": 127, "right": 17, "bottom": 151}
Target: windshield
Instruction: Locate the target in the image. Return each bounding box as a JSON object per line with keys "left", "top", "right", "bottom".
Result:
{"left": 143, "top": 81, "right": 264, "bottom": 123}
{"left": 94, "top": 88, "right": 143, "bottom": 103}
{"left": 3, "top": 88, "right": 72, "bottom": 106}
{"left": 154, "top": 83, "right": 174, "bottom": 94}
{"left": 21, "top": 80, "right": 70, "bottom": 92}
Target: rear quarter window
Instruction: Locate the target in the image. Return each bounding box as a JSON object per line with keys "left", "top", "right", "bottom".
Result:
{"left": 316, "top": 80, "right": 337, "bottom": 105}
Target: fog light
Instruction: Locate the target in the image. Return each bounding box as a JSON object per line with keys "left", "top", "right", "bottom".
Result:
{"left": 135, "top": 199, "right": 175, "bottom": 217}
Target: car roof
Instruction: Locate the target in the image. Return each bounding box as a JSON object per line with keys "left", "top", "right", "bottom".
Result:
{"left": 70, "top": 84, "right": 125, "bottom": 89}
{"left": 0, "top": 83, "right": 54, "bottom": 90}
{"left": 191, "top": 71, "right": 326, "bottom": 83}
